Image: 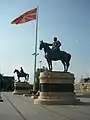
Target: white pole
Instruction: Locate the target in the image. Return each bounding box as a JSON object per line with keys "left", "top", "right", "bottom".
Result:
{"left": 39, "top": 61, "right": 42, "bottom": 69}
{"left": 33, "top": 5, "right": 39, "bottom": 91}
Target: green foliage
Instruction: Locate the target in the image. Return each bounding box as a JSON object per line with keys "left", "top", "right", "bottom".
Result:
{"left": 35, "top": 66, "right": 48, "bottom": 91}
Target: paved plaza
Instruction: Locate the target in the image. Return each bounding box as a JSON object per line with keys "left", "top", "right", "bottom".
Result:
{"left": 0, "top": 92, "right": 90, "bottom": 120}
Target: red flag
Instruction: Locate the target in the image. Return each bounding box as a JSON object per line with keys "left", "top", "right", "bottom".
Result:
{"left": 11, "top": 8, "right": 37, "bottom": 24}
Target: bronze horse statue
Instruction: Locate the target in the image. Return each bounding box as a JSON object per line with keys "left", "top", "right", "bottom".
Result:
{"left": 13, "top": 69, "right": 29, "bottom": 82}
{"left": 39, "top": 41, "right": 71, "bottom": 72}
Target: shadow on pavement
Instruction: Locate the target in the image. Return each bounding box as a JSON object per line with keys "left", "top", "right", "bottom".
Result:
{"left": 78, "top": 101, "right": 90, "bottom": 106}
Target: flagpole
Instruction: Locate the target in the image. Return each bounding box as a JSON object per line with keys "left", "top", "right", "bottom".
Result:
{"left": 33, "top": 5, "right": 39, "bottom": 91}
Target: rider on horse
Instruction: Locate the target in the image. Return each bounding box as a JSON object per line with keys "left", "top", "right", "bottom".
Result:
{"left": 52, "top": 37, "right": 61, "bottom": 52}
{"left": 39, "top": 38, "right": 71, "bottom": 72}
{"left": 20, "top": 67, "right": 24, "bottom": 75}
{"left": 46, "top": 37, "right": 62, "bottom": 53}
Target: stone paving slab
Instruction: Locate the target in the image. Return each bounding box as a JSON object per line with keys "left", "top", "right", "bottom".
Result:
{"left": 1, "top": 92, "right": 90, "bottom": 120}
{"left": 0, "top": 93, "right": 22, "bottom": 120}
{"left": 3, "top": 93, "right": 66, "bottom": 120}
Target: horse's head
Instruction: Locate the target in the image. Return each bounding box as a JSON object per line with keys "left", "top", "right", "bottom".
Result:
{"left": 39, "top": 40, "right": 52, "bottom": 55}
{"left": 39, "top": 40, "right": 45, "bottom": 50}
{"left": 13, "top": 69, "right": 19, "bottom": 74}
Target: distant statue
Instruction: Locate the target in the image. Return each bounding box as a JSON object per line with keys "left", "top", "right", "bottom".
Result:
{"left": 13, "top": 68, "right": 29, "bottom": 82}
{"left": 39, "top": 40, "right": 71, "bottom": 72}
{"left": 20, "top": 67, "right": 24, "bottom": 75}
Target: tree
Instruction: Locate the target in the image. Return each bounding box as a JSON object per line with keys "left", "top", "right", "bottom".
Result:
{"left": 35, "top": 66, "right": 48, "bottom": 91}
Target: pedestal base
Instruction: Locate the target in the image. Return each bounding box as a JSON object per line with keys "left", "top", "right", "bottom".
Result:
{"left": 13, "top": 90, "right": 30, "bottom": 95}
{"left": 34, "top": 98, "right": 80, "bottom": 105}
{"left": 34, "top": 92, "right": 80, "bottom": 105}
{"left": 13, "top": 82, "right": 30, "bottom": 95}
{"left": 34, "top": 71, "right": 80, "bottom": 105}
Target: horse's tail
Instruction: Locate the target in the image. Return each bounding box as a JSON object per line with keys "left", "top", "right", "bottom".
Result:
{"left": 68, "top": 53, "right": 71, "bottom": 62}
{"left": 67, "top": 53, "right": 71, "bottom": 67}
{"left": 27, "top": 74, "right": 29, "bottom": 81}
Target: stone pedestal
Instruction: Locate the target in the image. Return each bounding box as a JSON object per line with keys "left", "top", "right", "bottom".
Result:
{"left": 34, "top": 71, "right": 80, "bottom": 105}
{"left": 13, "top": 82, "right": 30, "bottom": 95}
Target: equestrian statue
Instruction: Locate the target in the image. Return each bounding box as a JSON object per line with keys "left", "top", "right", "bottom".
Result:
{"left": 13, "top": 67, "right": 29, "bottom": 82}
{"left": 39, "top": 37, "right": 71, "bottom": 72}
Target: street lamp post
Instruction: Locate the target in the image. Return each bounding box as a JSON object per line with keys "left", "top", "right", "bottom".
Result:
{"left": 32, "top": 53, "right": 39, "bottom": 91}
{"left": 39, "top": 61, "right": 42, "bottom": 69}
